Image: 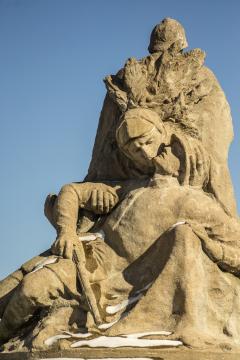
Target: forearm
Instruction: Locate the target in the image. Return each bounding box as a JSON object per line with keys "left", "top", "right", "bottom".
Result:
{"left": 54, "top": 181, "right": 121, "bottom": 235}
{"left": 55, "top": 183, "right": 88, "bottom": 235}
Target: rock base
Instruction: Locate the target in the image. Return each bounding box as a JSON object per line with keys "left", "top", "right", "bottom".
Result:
{"left": 1, "top": 348, "right": 240, "bottom": 360}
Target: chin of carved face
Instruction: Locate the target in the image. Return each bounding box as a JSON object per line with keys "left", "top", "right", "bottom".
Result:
{"left": 124, "top": 128, "right": 164, "bottom": 172}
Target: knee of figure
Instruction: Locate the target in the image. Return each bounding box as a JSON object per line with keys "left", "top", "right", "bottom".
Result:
{"left": 20, "top": 272, "right": 45, "bottom": 302}
{"left": 173, "top": 224, "right": 193, "bottom": 241}
{"left": 173, "top": 224, "right": 201, "bottom": 251}
{"left": 21, "top": 269, "right": 63, "bottom": 306}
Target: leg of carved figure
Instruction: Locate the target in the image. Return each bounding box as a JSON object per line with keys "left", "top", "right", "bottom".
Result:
{"left": 172, "top": 224, "right": 207, "bottom": 333}
{"left": 181, "top": 190, "right": 240, "bottom": 275}
{"left": 192, "top": 225, "right": 240, "bottom": 275}
{"left": 168, "top": 224, "right": 233, "bottom": 347}
{"left": 0, "top": 267, "right": 67, "bottom": 343}
{"left": 0, "top": 270, "right": 23, "bottom": 318}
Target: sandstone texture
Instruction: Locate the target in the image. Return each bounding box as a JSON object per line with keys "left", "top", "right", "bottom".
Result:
{"left": 0, "top": 18, "right": 239, "bottom": 358}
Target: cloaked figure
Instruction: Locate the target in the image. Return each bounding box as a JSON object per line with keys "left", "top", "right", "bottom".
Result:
{"left": 0, "top": 18, "right": 240, "bottom": 352}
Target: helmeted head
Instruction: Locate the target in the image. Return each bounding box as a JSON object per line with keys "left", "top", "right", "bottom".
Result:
{"left": 148, "top": 18, "right": 188, "bottom": 54}
{"left": 116, "top": 108, "right": 168, "bottom": 172}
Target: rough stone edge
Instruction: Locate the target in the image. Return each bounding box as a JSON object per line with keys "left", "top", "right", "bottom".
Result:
{"left": 0, "top": 348, "right": 240, "bottom": 360}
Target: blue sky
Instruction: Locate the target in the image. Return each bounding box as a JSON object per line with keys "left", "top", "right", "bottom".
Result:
{"left": 0, "top": 0, "right": 239, "bottom": 279}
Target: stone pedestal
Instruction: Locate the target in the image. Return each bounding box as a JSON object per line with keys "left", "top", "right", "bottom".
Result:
{"left": 1, "top": 348, "right": 240, "bottom": 360}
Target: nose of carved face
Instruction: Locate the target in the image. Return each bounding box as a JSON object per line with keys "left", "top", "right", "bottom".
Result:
{"left": 130, "top": 146, "right": 156, "bottom": 174}
{"left": 141, "top": 143, "right": 160, "bottom": 160}
{"left": 131, "top": 143, "right": 152, "bottom": 164}
{"left": 125, "top": 128, "right": 165, "bottom": 168}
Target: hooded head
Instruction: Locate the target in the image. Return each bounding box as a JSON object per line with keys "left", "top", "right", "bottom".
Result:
{"left": 116, "top": 108, "right": 168, "bottom": 172}
{"left": 116, "top": 107, "right": 210, "bottom": 185}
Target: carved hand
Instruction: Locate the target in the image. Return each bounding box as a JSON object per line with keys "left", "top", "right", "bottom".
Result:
{"left": 84, "top": 185, "right": 119, "bottom": 214}
{"left": 152, "top": 146, "right": 180, "bottom": 177}
{"left": 51, "top": 231, "right": 79, "bottom": 259}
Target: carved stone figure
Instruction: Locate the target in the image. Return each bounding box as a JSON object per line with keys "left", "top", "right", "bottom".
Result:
{"left": 1, "top": 18, "right": 240, "bottom": 355}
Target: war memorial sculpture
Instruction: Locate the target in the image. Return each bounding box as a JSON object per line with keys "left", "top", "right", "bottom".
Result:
{"left": 1, "top": 18, "right": 240, "bottom": 359}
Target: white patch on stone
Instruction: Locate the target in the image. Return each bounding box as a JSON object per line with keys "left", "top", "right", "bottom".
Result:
{"left": 97, "top": 318, "right": 120, "bottom": 330}
{"left": 71, "top": 332, "right": 183, "bottom": 348}
{"left": 78, "top": 230, "right": 105, "bottom": 242}
{"left": 106, "top": 294, "right": 141, "bottom": 315}
{"left": 96, "top": 229, "right": 105, "bottom": 239}
{"left": 79, "top": 234, "right": 97, "bottom": 241}
{"left": 124, "top": 331, "right": 172, "bottom": 337}
{"left": 44, "top": 334, "right": 72, "bottom": 346}
{"left": 135, "top": 282, "right": 153, "bottom": 294}
{"left": 167, "top": 220, "right": 186, "bottom": 232}
{"left": 106, "top": 282, "right": 153, "bottom": 315}
{"left": 31, "top": 257, "right": 58, "bottom": 273}
{"left": 45, "top": 332, "right": 92, "bottom": 346}
{"left": 62, "top": 331, "right": 93, "bottom": 338}
{"left": 97, "top": 309, "right": 130, "bottom": 330}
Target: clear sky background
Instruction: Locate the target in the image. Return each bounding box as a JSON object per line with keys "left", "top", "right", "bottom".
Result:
{"left": 0, "top": 0, "right": 239, "bottom": 279}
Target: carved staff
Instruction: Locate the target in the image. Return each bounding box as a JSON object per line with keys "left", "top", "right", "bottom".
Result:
{"left": 72, "top": 241, "right": 102, "bottom": 326}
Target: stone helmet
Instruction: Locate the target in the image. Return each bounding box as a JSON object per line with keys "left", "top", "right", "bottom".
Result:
{"left": 148, "top": 18, "right": 188, "bottom": 54}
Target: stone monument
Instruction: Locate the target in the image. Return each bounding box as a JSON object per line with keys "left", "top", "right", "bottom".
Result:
{"left": 1, "top": 18, "right": 240, "bottom": 359}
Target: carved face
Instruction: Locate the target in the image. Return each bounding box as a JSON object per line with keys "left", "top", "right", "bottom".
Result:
{"left": 124, "top": 126, "right": 164, "bottom": 170}
{"left": 116, "top": 108, "right": 169, "bottom": 174}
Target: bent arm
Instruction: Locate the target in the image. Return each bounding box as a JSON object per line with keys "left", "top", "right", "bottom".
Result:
{"left": 55, "top": 183, "right": 83, "bottom": 236}
{"left": 55, "top": 182, "right": 120, "bottom": 236}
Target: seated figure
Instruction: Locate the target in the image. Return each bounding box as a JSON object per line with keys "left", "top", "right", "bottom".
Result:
{"left": 1, "top": 108, "right": 240, "bottom": 351}
{"left": 1, "top": 18, "right": 240, "bottom": 352}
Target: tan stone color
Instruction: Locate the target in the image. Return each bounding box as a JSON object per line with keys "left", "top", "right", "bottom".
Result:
{"left": 0, "top": 18, "right": 240, "bottom": 356}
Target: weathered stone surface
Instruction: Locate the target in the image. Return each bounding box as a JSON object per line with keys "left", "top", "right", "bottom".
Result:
{"left": 1, "top": 348, "right": 240, "bottom": 360}
{"left": 0, "top": 17, "right": 239, "bottom": 357}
